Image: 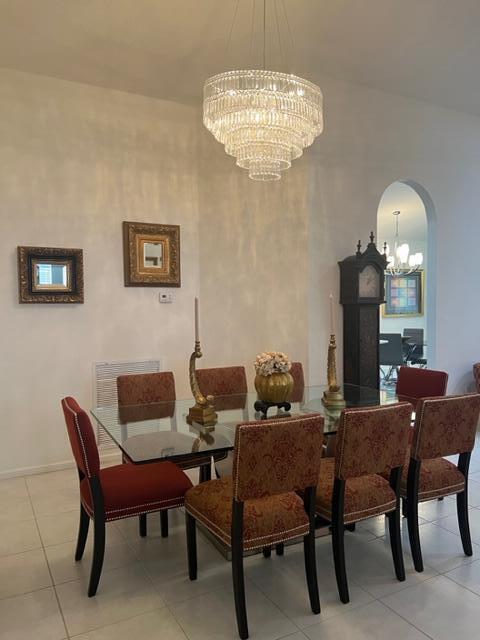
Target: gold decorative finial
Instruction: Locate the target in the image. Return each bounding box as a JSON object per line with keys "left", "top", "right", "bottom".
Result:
{"left": 322, "top": 334, "right": 346, "bottom": 409}
{"left": 186, "top": 340, "right": 217, "bottom": 426}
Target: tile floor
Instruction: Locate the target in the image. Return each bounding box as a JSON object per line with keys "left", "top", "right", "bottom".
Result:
{"left": 2, "top": 445, "right": 480, "bottom": 640}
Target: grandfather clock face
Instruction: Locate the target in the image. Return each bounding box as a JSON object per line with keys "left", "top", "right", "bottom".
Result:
{"left": 358, "top": 264, "right": 380, "bottom": 299}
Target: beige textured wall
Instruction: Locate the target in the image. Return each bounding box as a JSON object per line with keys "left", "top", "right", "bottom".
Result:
{"left": 0, "top": 69, "right": 200, "bottom": 475}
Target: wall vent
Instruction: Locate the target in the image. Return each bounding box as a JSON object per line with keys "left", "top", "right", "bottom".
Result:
{"left": 93, "top": 359, "right": 162, "bottom": 447}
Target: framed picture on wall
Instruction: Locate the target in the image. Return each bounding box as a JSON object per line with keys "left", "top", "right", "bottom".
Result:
{"left": 382, "top": 271, "right": 424, "bottom": 317}
{"left": 123, "top": 221, "right": 180, "bottom": 287}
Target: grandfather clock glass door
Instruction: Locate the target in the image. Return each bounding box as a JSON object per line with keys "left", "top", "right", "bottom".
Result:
{"left": 339, "top": 234, "right": 387, "bottom": 390}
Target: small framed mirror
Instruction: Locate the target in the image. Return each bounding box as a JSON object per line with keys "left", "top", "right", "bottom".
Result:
{"left": 123, "top": 222, "right": 180, "bottom": 287}
{"left": 17, "top": 246, "right": 84, "bottom": 303}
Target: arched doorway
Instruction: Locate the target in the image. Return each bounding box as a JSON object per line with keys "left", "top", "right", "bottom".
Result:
{"left": 377, "top": 180, "right": 436, "bottom": 380}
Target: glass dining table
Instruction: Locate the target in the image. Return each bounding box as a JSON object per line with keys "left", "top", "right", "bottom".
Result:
{"left": 91, "top": 384, "right": 398, "bottom": 465}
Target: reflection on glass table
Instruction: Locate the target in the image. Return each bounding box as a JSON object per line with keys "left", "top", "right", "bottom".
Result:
{"left": 91, "top": 384, "right": 397, "bottom": 465}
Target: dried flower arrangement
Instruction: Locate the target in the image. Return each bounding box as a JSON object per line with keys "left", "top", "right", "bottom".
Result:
{"left": 254, "top": 351, "right": 292, "bottom": 377}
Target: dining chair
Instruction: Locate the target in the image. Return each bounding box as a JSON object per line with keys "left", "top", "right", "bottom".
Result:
{"left": 396, "top": 366, "right": 448, "bottom": 409}
{"left": 185, "top": 414, "right": 325, "bottom": 640}
{"left": 61, "top": 397, "right": 192, "bottom": 597}
{"left": 315, "top": 402, "right": 412, "bottom": 604}
{"left": 403, "top": 328, "right": 427, "bottom": 367}
{"left": 401, "top": 393, "right": 480, "bottom": 572}
{"left": 195, "top": 365, "right": 248, "bottom": 479}
{"left": 379, "top": 333, "right": 404, "bottom": 385}
{"left": 473, "top": 363, "right": 480, "bottom": 393}
{"left": 117, "top": 371, "right": 211, "bottom": 538}
{"left": 288, "top": 361, "right": 305, "bottom": 403}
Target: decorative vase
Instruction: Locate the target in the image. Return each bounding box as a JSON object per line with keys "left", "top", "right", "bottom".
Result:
{"left": 254, "top": 372, "right": 294, "bottom": 404}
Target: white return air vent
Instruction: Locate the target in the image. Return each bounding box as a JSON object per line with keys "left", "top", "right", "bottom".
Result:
{"left": 93, "top": 359, "right": 162, "bottom": 447}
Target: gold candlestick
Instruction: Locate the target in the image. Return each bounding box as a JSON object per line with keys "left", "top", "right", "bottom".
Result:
{"left": 186, "top": 340, "right": 218, "bottom": 426}
{"left": 322, "top": 334, "right": 346, "bottom": 409}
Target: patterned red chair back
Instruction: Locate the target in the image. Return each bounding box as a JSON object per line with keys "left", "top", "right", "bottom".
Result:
{"left": 335, "top": 403, "right": 412, "bottom": 480}
{"left": 117, "top": 371, "right": 176, "bottom": 418}
{"left": 411, "top": 394, "right": 480, "bottom": 460}
{"left": 61, "top": 397, "right": 100, "bottom": 479}
{"left": 196, "top": 366, "right": 247, "bottom": 411}
{"left": 473, "top": 364, "right": 480, "bottom": 393}
{"left": 288, "top": 362, "right": 305, "bottom": 403}
{"left": 396, "top": 366, "right": 448, "bottom": 409}
{"left": 232, "top": 414, "right": 324, "bottom": 501}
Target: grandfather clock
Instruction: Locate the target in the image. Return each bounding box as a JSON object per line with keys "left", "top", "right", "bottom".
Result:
{"left": 339, "top": 233, "right": 387, "bottom": 389}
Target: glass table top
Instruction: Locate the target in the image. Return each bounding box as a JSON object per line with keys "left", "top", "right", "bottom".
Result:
{"left": 91, "top": 384, "right": 397, "bottom": 464}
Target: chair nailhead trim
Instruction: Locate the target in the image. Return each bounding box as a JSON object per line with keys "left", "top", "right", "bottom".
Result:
{"left": 64, "top": 399, "right": 91, "bottom": 478}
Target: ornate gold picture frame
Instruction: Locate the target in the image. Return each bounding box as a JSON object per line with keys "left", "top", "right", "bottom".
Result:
{"left": 123, "top": 222, "right": 180, "bottom": 287}
{"left": 17, "top": 246, "right": 84, "bottom": 304}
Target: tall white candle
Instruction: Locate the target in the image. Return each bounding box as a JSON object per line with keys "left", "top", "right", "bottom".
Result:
{"left": 194, "top": 297, "right": 199, "bottom": 342}
{"left": 329, "top": 293, "right": 334, "bottom": 335}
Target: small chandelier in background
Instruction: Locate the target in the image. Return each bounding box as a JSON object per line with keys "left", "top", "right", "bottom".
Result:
{"left": 203, "top": 1, "right": 324, "bottom": 181}
{"left": 383, "top": 210, "right": 423, "bottom": 275}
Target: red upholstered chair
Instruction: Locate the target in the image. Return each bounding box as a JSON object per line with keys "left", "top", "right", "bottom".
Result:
{"left": 185, "top": 414, "right": 325, "bottom": 640}
{"left": 402, "top": 394, "right": 480, "bottom": 572}
{"left": 473, "top": 363, "right": 480, "bottom": 393}
{"left": 117, "top": 371, "right": 211, "bottom": 538}
{"left": 396, "top": 366, "right": 448, "bottom": 410}
{"left": 195, "top": 366, "right": 248, "bottom": 479}
{"left": 315, "top": 403, "right": 412, "bottom": 603}
{"left": 288, "top": 361, "right": 305, "bottom": 404}
{"left": 61, "top": 397, "right": 192, "bottom": 597}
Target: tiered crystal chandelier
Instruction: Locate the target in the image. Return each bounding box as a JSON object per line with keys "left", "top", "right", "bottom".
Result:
{"left": 203, "top": 2, "right": 324, "bottom": 181}
{"left": 384, "top": 211, "right": 423, "bottom": 275}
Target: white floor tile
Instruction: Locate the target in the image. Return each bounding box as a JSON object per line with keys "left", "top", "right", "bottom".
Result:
{"left": 55, "top": 563, "right": 165, "bottom": 636}
{"left": 417, "top": 496, "right": 459, "bottom": 521}
{"left": 357, "top": 513, "right": 427, "bottom": 538}
{"left": 0, "top": 518, "right": 42, "bottom": 557}
{"left": 407, "top": 522, "right": 478, "bottom": 572}
{"left": 37, "top": 510, "right": 123, "bottom": 548}
{"left": 381, "top": 574, "right": 480, "bottom": 640}
{"left": 445, "top": 557, "right": 480, "bottom": 595}
{"left": 27, "top": 468, "right": 79, "bottom": 517}
{"left": 0, "top": 548, "right": 52, "bottom": 599}
{"left": 0, "top": 587, "right": 66, "bottom": 640}
{"left": 434, "top": 505, "right": 480, "bottom": 545}
{"left": 0, "top": 477, "right": 34, "bottom": 523}
{"left": 69, "top": 608, "right": 187, "bottom": 640}
{"left": 45, "top": 536, "right": 137, "bottom": 585}
{"left": 340, "top": 535, "right": 436, "bottom": 599}
{"left": 247, "top": 541, "right": 375, "bottom": 629}
{"left": 303, "top": 600, "right": 429, "bottom": 639}
{"left": 170, "top": 582, "right": 298, "bottom": 640}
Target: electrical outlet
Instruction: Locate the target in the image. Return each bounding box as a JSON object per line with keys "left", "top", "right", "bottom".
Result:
{"left": 159, "top": 291, "right": 174, "bottom": 303}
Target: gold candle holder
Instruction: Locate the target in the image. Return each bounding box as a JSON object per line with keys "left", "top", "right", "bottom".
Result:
{"left": 322, "top": 334, "right": 346, "bottom": 409}
{"left": 186, "top": 340, "right": 218, "bottom": 426}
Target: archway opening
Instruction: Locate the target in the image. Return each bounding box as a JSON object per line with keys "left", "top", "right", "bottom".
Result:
{"left": 377, "top": 180, "right": 436, "bottom": 385}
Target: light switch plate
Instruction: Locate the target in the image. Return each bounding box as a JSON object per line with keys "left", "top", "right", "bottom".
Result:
{"left": 159, "top": 291, "right": 174, "bottom": 303}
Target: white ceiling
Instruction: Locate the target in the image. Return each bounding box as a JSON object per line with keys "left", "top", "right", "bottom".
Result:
{"left": 2, "top": 0, "right": 480, "bottom": 115}
{"left": 377, "top": 182, "right": 427, "bottom": 248}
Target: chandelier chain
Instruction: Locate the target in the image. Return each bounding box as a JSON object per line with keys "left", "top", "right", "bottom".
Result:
{"left": 274, "top": 0, "right": 286, "bottom": 70}
{"left": 225, "top": 0, "right": 240, "bottom": 59}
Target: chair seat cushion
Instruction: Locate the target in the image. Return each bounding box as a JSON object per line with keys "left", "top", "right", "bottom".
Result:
{"left": 80, "top": 461, "right": 192, "bottom": 522}
{"left": 400, "top": 456, "right": 465, "bottom": 501}
{"left": 185, "top": 477, "right": 309, "bottom": 551}
{"left": 315, "top": 458, "right": 396, "bottom": 524}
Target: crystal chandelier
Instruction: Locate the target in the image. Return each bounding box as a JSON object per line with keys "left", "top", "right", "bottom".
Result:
{"left": 203, "top": 2, "right": 324, "bottom": 181}
{"left": 383, "top": 211, "right": 423, "bottom": 275}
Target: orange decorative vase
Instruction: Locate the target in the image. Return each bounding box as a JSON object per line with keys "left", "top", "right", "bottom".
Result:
{"left": 254, "top": 372, "right": 294, "bottom": 404}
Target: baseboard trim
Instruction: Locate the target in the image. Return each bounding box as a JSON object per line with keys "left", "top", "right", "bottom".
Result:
{"left": 0, "top": 449, "right": 121, "bottom": 480}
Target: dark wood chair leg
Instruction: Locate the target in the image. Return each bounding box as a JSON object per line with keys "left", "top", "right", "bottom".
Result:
{"left": 388, "top": 467, "right": 406, "bottom": 581}
{"left": 332, "top": 478, "right": 349, "bottom": 603}
{"left": 303, "top": 486, "right": 320, "bottom": 614}
{"left": 160, "top": 510, "right": 169, "bottom": 538}
{"left": 262, "top": 547, "right": 271, "bottom": 558}
{"left": 457, "top": 452, "right": 473, "bottom": 556}
{"left": 199, "top": 462, "right": 212, "bottom": 483}
{"left": 186, "top": 512, "right": 197, "bottom": 580}
{"left": 401, "top": 497, "right": 407, "bottom": 518}
{"left": 275, "top": 543, "right": 284, "bottom": 556}
{"left": 345, "top": 523, "right": 356, "bottom": 532}
{"left": 457, "top": 490, "right": 472, "bottom": 556}
{"left": 88, "top": 477, "right": 106, "bottom": 597}
{"left": 388, "top": 510, "right": 405, "bottom": 580}
{"left": 232, "top": 500, "right": 248, "bottom": 640}
{"left": 75, "top": 504, "right": 90, "bottom": 561}
{"left": 406, "top": 459, "right": 423, "bottom": 572}
{"left": 139, "top": 514, "right": 147, "bottom": 537}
